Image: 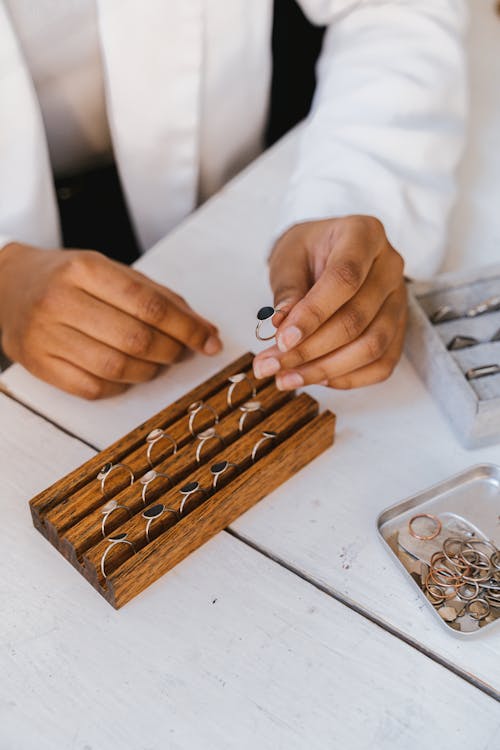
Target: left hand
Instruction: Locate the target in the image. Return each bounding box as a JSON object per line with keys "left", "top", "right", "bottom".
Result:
{"left": 253, "top": 216, "right": 407, "bottom": 390}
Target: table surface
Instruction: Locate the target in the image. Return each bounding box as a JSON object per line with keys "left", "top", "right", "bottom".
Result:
{"left": 2, "top": 4, "right": 500, "bottom": 747}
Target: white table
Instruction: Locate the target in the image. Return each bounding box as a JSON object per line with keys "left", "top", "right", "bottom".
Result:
{"left": 2, "top": 3, "right": 500, "bottom": 745}
{"left": 3, "top": 394, "right": 499, "bottom": 750}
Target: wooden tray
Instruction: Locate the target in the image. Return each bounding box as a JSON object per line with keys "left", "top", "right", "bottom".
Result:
{"left": 29, "top": 353, "right": 336, "bottom": 608}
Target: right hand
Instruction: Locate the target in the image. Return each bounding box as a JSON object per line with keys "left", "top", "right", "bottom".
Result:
{"left": 0, "top": 243, "right": 222, "bottom": 399}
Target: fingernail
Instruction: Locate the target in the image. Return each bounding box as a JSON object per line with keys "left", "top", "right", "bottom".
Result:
{"left": 204, "top": 335, "right": 222, "bottom": 355}
{"left": 319, "top": 379, "right": 329, "bottom": 386}
{"left": 276, "top": 372, "right": 304, "bottom": 390}
{"left": 254, "top": 357, "right": 280, "bottom": 379}
{"left": 277, "top": 325, "right": 302, "bottom": 353}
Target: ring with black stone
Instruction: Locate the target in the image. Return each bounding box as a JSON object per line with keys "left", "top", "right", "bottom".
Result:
{"left": 179, "top": 481, "right": 206, "bottom": 515}
{"left": 255, "top": 306, "right": 284, "bottom": 341}
{"left": 210, "top": 460, "right": 238, "bottom": 489}
{"left": 142, "top": 503, "right": 179, "bottom": 542}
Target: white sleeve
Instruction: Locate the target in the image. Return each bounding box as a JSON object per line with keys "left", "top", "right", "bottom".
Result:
{"left": 277, "top": 0, "right": 468, "bottom": 279}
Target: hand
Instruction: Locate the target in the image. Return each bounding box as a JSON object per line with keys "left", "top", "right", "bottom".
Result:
{"left": 0, "top": 243, "right": 222, "bottom": 399}
{"left": 253, "top": 216, "right": 407, "bottom": 390}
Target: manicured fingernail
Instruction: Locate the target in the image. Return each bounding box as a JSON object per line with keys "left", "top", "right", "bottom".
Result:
{"left": 254, "top": 357, "right": 280, "bottom": 379}
{"left": 204, "top": 335, "right": 222, "bottom": 355}
{"left": 276, "top": 372, "right": 304, "bottom": 390}
{"left": 319, "top": 379, "right": 329, "bottom": 386}
{"left": 277, "top": 325, "right": 302, "bottom": 353}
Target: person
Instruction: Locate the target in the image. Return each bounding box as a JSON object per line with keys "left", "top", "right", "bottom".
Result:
{"left": 0, "top": 0, "right": 467, "bottom": 399}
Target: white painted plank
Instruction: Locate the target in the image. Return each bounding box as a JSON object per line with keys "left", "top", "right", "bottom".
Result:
{"left": 0, "top": 394, "right": 499, "bottom": 750}
{"left": 1, "top": 0, "right": 500, "bottom": 702}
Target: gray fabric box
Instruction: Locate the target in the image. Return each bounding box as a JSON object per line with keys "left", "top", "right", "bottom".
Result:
{"left": 405, "top": 264, "right": 500, "bottom": 448}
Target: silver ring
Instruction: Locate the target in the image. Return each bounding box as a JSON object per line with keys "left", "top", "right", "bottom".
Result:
{"left": 195, "top": 427, "right": 225, "bottom": 464}
{"left": 238, "top": 400, "right": 265, "bottom": 432}
{"left": 466, "top": 295, "right": 500, "bottom": 317}
{"left": 97, "top": 462, "right": 135, "bottom": 498}
{"left": 188, "top": 401, "right": 219, "bottom": 437}
{"left": 139, "top": 469, "right": 172, "bottom": 505}
{"left": 100, "top": 533, "right": 136, "bottom": 579}
{"left": 466, "top": 364, "right": 500, "bottom": 380}
{"left": 179, "top": 481, "right": 206, "bottom": 515}
{"left": 146, "top": 428, "right": 178, "bottom": 468}
{"left": 210, "top": 460, "right": 238, "bottom": 489}
{"left": 226, "top": 373, "right": 257, "bottom": 408}
{"left": 255, "top": 306, "right": 284, "bottom": 341}
{"left": 251, "top": 431, "right": 277, "bottom": 461}
{"left": 142, "top": 503, "right": 179, "bottom": 542}
{"left": 101, "top": 499, "right": 132, "bottom": 538}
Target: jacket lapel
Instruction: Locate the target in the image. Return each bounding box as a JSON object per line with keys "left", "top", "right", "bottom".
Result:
{"left": 0, "top": 1, "right": 59, "bottom": 249}
{"left": 96, "top": 0, "right": 203, "bottom": 251}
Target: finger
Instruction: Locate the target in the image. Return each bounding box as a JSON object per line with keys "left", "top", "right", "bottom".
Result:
{"left": 268, "top": 238, "right": 312, "bottom": 317}
{"left": 275, "top": 285, "right": 407, "bottom": 389}
{"left": 254, "top": 248, "right": 403, "bottom": 377}
{"left": 29, "top": 355, "right": 129, "bottom": 400}
{"left": 275, "top": 218, "right": 386, "bottom": 353}
{"left": 326, "top": 315, "right": 407, "bottom": 390}
{"left": 61, "top": 288, "right": 184, "bottom": 365}
{"left": 48, "top": 325, "right": 161, "bottom": 384}
{"left": 71, "top": 254, "right": 222, "bottom": 354}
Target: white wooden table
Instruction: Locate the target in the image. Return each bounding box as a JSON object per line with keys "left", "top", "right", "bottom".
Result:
{"left": 2, "top": 4, "right": 500, "bottom": 746}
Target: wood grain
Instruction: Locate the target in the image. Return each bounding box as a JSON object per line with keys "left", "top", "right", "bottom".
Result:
{"left": 81, "top": 394, "right": 321, "bottom": 586}
{"left": 105, "top": 411, "right": 335, "bottom": 607}
{"left": 29, "top": 352, "right": 257, "bottom": 518}
{"left": 58, "top": 384, "right": 294, "bottom": 560}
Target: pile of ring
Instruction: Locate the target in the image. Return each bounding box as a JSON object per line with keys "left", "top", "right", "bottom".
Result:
{"left": 422, "top": 536, "right": 500, "bottom": 623}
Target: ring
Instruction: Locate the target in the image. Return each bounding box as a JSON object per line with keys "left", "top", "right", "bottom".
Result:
{"left": 97, "top": 462, "right": 135, "bottom": 498}
{"left": 210, "top": 460, "right": 238, "bottom": 489}
{"left": 466, "top": 598, "right": 490, "bottom": 621}
{"left": 188, "top": 401, "right": 219, "bottom": 437}
{"left": 251, "top": 431, "right": 277, "bottom": 462}
{"left": 466, "top": 364, "right": 500, "bottom": 380}
{"left": 142, "top": 503, "right": 179, "bottom": 542}
{"left": 255, "top": 306, "right": 284, "bottom": 341}
{"left": 491, "top": 551, "right": 500, "bottom": 570}
{"left": 408, "top": 513, "right": 442, "bottom": 541}
{"left": 226, "top": 373, "right": 257, "bottom": 408}
{"left": 430, "top": 305, "right": 458, "bottom": 324}
{"left": 139, "top": 469, "right": 173, "bottom": 505}
{"left": 146, "top": 428, "right": 178, "bottom": 468}
{"left": 100, "top": 532, "right": 136, "bottom": 579}
{"left": 179, "top": 481, "right": 206, "bottom": 515}
{"left": 447, "top": 335, "right": 479, "bottom": 351}
{"left": 466, "top": 295, "right": 500, "bottom": 318}
{"left": 238, "top": 400, "right": 265, "bottom": 432}
{"left": 101, "top": 499, "right": 132, "bottom": 538}
{"left": 195, "top": 427, "right": 225, "bottom": 464}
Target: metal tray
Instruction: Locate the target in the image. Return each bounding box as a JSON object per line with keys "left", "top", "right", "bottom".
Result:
{"left": 377, "top": 464, "right": 500, "bottom": 637}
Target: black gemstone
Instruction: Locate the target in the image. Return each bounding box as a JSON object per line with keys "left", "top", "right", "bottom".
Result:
{"left": 110, "top": 533, "right": 127, "bottom": 542}
{"left": 101, "top": 462, "right": 113, "bottom": 474}
{"left": 181, "top": 481, "right": 199, "bottom": 493}
{"left": 211, "top": 461, "right": 228, "bottom": 474}
{"left": 257, "top": 306, "right": 275, "bottom": 321}
{"left": 143, "top": 504, "right": 164, "bottom": 519}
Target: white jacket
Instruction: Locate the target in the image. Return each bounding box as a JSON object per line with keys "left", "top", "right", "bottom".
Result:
{"left": 0, "top": 0, "right": 467, "bottom": 278}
